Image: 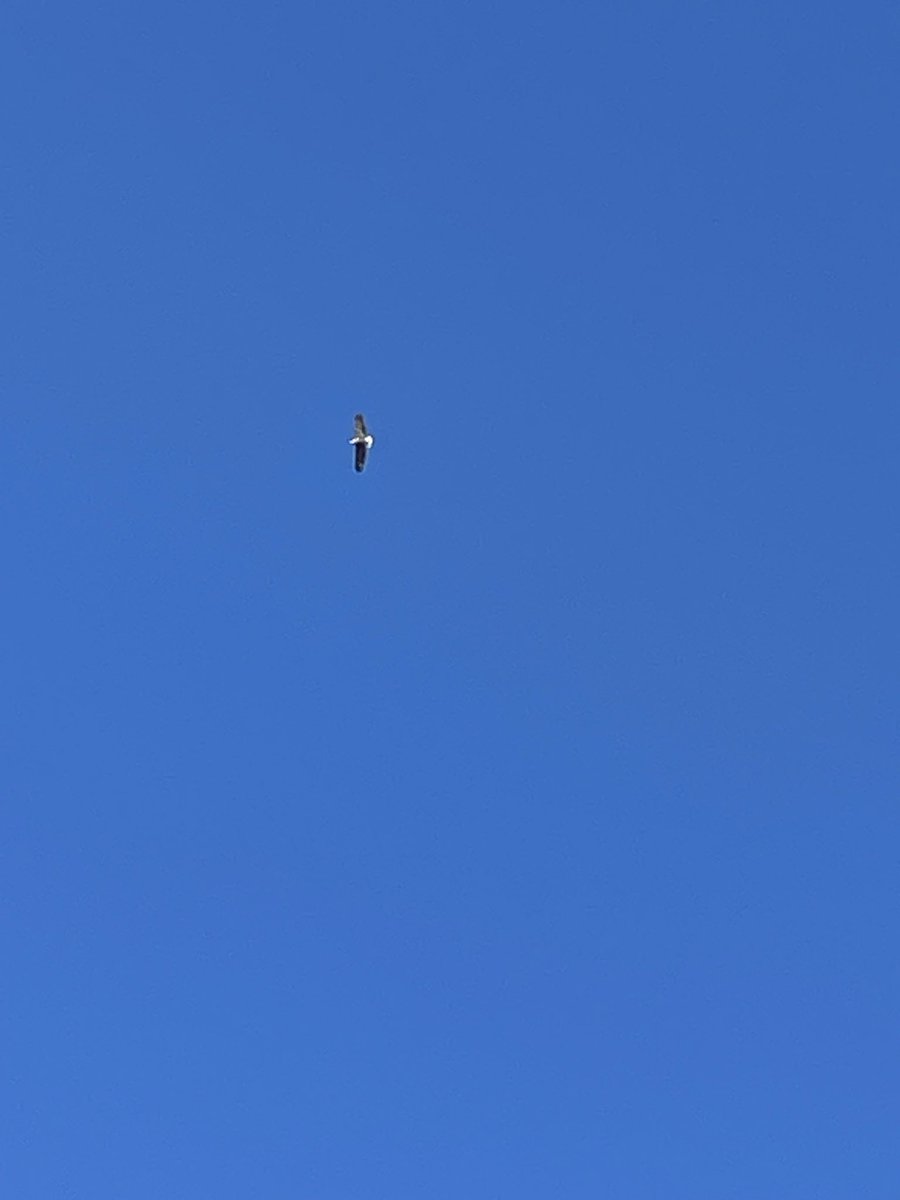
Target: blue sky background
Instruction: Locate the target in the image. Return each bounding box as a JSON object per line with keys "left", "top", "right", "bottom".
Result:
{"left": 2, "top": 2, "right": 898, "bottom": 1196}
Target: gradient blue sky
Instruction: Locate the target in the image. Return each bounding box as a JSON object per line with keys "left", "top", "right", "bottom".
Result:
{"left": 3, "top": 3, "right": 898, "bottom": 1196}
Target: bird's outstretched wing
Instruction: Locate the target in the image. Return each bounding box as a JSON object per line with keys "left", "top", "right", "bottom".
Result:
{"left": 354, "top": 413, "right": 368, "bottom": 438}
{"left": 354, "top": 440, "right": 368, "bottom": 473}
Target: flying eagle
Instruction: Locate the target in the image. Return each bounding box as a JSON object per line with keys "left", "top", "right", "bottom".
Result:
{"left": 349, "top": 413, "right": 374, "bottom": 473}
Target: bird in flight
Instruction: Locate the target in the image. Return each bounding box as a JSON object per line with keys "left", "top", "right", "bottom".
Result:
{"left": 349, "top": 413, "right": 375, "bottom": 473}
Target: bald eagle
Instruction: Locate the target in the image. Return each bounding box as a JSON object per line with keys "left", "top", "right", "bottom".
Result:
{"left": 349, "top": 413, "right": 374, "bottom": 473}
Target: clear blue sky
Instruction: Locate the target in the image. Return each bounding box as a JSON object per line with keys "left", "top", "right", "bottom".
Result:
{"left": 2, "top": 3, "right": 898, "bottom": 1196}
